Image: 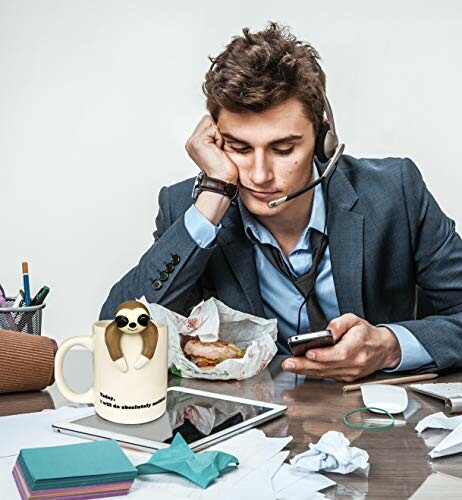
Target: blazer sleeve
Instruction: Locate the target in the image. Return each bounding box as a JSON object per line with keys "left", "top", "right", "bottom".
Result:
{"left": 395, "top": 158, "right": 462, "bottom": 370}
{"left": 99, "top": 186, "right": 218, "bottom": 320}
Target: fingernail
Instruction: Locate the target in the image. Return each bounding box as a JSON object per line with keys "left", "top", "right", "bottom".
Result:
{"left": 308, "top": 351, "right": 316, "bottom": 360}
{"left": 284, "top": 360, "right": 295, "bottom": 370}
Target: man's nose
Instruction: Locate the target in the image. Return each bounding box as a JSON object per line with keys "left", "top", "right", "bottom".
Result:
{"left": 248, "top": 151, "right": 274, "bottom": 185}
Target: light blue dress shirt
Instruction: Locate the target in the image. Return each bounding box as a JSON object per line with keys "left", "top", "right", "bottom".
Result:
{"left": 183, "top": 166, "right": 434, "bottom": 371}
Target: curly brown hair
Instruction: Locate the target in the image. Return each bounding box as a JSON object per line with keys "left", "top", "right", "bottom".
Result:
{"left": 203, "top": 22, "right": 326, "bottom": 134}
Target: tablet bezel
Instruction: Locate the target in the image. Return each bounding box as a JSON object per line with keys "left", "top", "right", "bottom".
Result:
{"left": 52, "top": 386, "right": 287, "bottom": 452}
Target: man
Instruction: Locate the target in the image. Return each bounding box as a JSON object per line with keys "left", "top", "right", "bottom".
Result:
{"left": 100, "top": 23, "right": 462, "bottom": 382}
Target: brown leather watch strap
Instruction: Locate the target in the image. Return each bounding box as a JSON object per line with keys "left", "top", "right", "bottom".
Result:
{"left": 198, "top": 173, "right": 239, "bottom": 201}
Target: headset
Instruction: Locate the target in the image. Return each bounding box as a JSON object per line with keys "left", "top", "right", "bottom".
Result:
{"left": 267, "top": 94, "right": 345, "bottom": 208}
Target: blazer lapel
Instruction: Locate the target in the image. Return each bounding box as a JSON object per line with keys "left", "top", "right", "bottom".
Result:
{"left": 322, "top": 159, "right": 365, "bottom": 318}
{"left": 217, "top": 205, "right": 266, "bottom": 317}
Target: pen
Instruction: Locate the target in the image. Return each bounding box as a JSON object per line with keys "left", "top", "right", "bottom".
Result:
{"left": 30, "top": 286, "right": 50, "bottom": 306}
{"left": 12, "top": 294, "right": 22, "bottom": 308}
{"left": 343, "top": 373, "right": 438, "bottom": 392}
{"left": 22, "top": 262, "right": 31, "bottom": 306}
{"left": 11, "top": 292, "right": 24, "bottom": 328}
{"left": 17, "top": 286, "right": 50, "bottom": 332}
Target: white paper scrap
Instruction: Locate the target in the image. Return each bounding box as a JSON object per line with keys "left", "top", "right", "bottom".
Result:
{"left": 415, "top": 411, "right": 462, "bottom": 433}
{"left": 429, "top": 422, "right": 462, "bottom": 458}
{"left": 410, "top": 472, "right": 462, "bottom": 499}
{"left": 0, "top": 406, "right": 96, "bottom": 457}
{"left": 0, "top": 456, "right": 20, "bottom": 499}
{"left": 217, "top": 452, "right": 288, "bottom": 500}
{"left": 290, "top": 431, "right": 369, "bottom": 476}
{"left": 272, "top": 463, "right": 335, "bottom": 500}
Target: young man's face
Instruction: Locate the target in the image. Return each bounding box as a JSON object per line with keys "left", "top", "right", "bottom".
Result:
{"left": 217, "top": 97, "right": 316, "bottom": 218}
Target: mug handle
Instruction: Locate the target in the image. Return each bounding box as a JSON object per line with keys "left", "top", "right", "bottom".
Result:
{"left": 54, "top": 336, "right": 95, "bottom": 404}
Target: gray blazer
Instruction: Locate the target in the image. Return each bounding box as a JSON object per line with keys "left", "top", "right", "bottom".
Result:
{"left": 100, "top": 155, "right": 462, "bottom": 371}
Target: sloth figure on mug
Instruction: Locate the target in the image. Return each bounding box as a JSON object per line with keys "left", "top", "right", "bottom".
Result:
{"left": 104, "top": 301, "right": 158, "bottom": 372}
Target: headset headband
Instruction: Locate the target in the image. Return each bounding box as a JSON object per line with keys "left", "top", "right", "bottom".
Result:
{"left": 323, "top": 94, "right": 338, "bottom": 142}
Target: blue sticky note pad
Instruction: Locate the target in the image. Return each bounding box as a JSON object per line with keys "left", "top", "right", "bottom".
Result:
{"left": 19, "top": 439, "right": 138, "bottom": 490}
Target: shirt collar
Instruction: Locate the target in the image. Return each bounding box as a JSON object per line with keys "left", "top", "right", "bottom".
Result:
{"left": 238, "top": 162, "right": 327, "bottom": 252}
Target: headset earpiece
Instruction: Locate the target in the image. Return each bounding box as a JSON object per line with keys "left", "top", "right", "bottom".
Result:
{"left": 315, "top": 95, "right": 340, "bottom": 163}
{"left": 315, "top": 122, "right": 331, "bottom": 163}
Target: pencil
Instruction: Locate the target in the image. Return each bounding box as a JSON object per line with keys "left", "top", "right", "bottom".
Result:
{"left": 22, "top": 262, "right": 31, "bottom": 306}
{"left": 343, "top": 373, "right": 438, "bottom": 392}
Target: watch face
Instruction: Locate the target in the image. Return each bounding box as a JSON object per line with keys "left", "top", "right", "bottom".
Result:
{"left": 191, "top": 171, "right": 205, "bottom": 200}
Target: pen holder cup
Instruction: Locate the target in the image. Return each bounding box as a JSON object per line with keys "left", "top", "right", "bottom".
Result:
{"left": 0, "top": 297, "right": 45, "bottom": 335}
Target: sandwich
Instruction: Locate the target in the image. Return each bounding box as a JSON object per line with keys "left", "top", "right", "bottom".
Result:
{"left": 182, "top": 337, "right": 245, "bottom": 370}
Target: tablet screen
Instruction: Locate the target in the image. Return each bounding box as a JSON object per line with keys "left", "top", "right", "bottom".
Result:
{"left": 69, "top": 389, "right": 274, "bottom": 445}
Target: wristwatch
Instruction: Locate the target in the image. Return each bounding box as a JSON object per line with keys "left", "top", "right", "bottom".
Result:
{"left": 191, "top": 171, "right": 239, "bottom": 204}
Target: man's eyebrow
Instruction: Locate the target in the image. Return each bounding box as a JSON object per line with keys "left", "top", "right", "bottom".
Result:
{"left": 221, "top": 133, "right": 303, "bottom": 146}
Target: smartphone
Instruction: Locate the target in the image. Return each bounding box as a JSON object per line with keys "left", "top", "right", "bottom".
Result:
{"left": 287, "top": 330, "right": 334, "bottom": 357}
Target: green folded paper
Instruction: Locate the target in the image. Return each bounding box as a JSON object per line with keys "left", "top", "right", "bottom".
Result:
{"left": 136, "top": 433, "right": 239, "bottom": 488}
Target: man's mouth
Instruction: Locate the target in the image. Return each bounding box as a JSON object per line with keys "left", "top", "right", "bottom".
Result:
{"left": 243, "top": 186, "right": 279, "bottom": 200}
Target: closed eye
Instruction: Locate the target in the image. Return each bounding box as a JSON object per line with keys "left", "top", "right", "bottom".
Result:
{"left": 231, "top": 146, "right": 294, "bottom": 155}
{"left": 273, "top": 147, "right": 294, "bottom": 155}
{"left": 231, "top": 146, "right": 251, "bottom": 154}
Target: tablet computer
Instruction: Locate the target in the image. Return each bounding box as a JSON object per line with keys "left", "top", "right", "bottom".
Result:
{"left": 53, "top": 386, "right": 286, "bottom": 452}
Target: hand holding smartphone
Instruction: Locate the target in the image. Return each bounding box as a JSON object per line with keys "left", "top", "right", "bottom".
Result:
{"left": 287, "top": 330, "right": 334, "bottom": 357}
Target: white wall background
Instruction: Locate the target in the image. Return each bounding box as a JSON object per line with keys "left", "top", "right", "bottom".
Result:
{"left": 1, "top": 0, "right": 461, "bottom": 343}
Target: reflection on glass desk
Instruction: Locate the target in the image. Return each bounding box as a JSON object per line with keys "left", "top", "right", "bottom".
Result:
{"left": 2, "top": 350, "right": 462, "bottom": 499}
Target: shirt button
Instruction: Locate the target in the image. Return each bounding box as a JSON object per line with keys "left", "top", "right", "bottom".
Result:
{"left": 159, "top": 271, "right": 169, "bottom": 282}
{"left": 171, "top": 254, "right": 180, "bottom": 265}
{"left": 152, "top": 280, "right": 163, "bottom": 290}
{"left": 197, "top": 239, "right": 203, "bottom": 246}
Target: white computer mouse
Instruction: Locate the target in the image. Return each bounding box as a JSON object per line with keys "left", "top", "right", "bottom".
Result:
{"left": 361, "top": 384, "right": 408, "bottom": 414}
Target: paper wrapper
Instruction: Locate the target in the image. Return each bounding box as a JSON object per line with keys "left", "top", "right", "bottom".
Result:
{"left": 140, "top": 297, "right": 278, "bottom": 380}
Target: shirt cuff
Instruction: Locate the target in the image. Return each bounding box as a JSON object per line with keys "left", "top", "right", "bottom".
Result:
{"left": 184, "top": 205, "right": 222, "bottom": 249}
{"left": 379, "top": 323, "right": 434, "bottom": 372}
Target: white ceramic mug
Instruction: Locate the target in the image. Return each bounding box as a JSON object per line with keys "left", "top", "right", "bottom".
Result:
{"left": 54, "top": 320, "right": 168, "bottom": 424}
